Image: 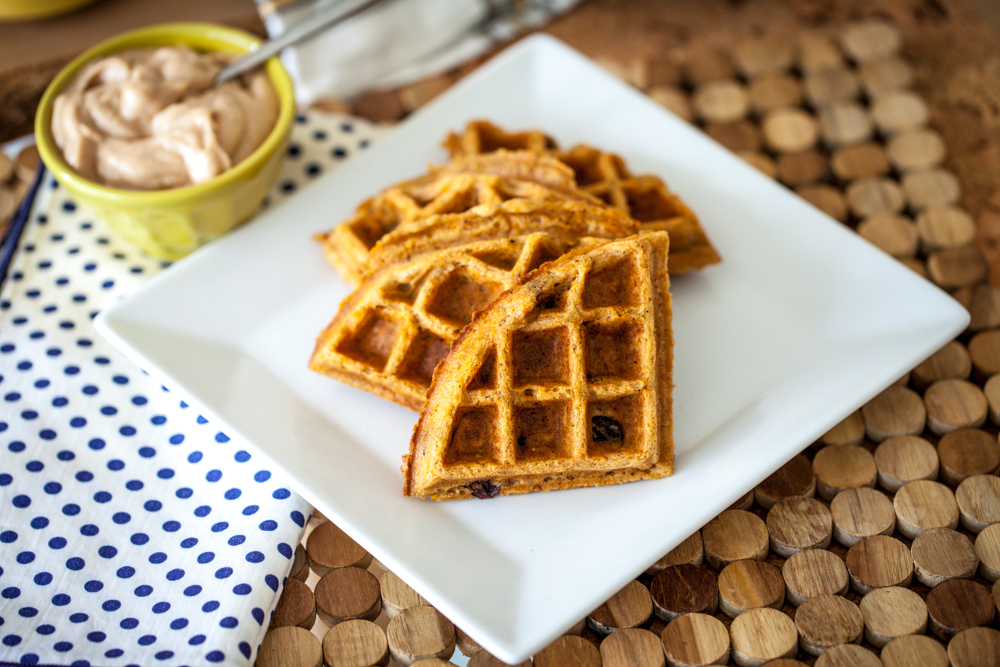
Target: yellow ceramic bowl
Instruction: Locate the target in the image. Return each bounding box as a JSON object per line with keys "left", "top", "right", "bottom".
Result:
{"left": 0, "top": 0, "right": 97, "bottom": 21}
{"left": 35, "top": 23, "right": 295, "bottom": 260}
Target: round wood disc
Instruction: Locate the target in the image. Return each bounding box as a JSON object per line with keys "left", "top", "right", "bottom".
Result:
{"left": 966, "top": 283, "right": 1000, "bottom": 332}
{"left": 798, "top": 32, "right": 844, "bottom": 72}
{"left": 859, "top": 56, "right": 914, "bottom": 95}
{"left": 902, "top": 168, "right": 961, "bottom": 210}
{"left": 887, "top": 129, "right": 947, "bottom": 172}
{"left": 456, "top": 625, "right": 484, "bottom": 656}
{"left": 893, "top": 479, "right": 960, "bottom": 539}
{"left": 763, "top": 108, "right": 819, "bottom": 153}
{"left": 845, "top": 535, "right": 913, "bottom": 593}
{"left": 588, "top": 579, "right": 653, "bottom": 636}
{"left": 916, "top": 206, "right": 977, "bottom": 253}
{"left": 717, "top": 559, "right": 785, "bottom": 618}
{"left": 857, "top": 213, "right": 918, "bottom": 258}
{"left": 873, "top": 435, "right": 939, "bottom": 492}
{"left": 534, "top": 634, "right": 601, "bottom": 667}
{"left": 830, "top": 487, "right": 896, "bottom": 546}
{"left": 814, "top": 644, "right": 881, "bottom": 667}
{"left": 650, "top": 564, "right": 718, "bottom": 621}
{"left": 323, "top": 619, "right": 390, "bottom": 667}
{"left": 956, "top": 474, "right": 1000, "bottom": 533}
{"left": 315, "top": 567, "right": 382, "bottom": 626}
{"left": 976, "top": 523, "right": 1000, "bottom": 581}
{"left": 924, "top": 379, "right": 988, "bottom": 436}
{"left": 880, "top": 634, "right": 950, "bottom": 667}
{"left": 796, "top": 184, "right": 848, "bottom": 222}
{"left": 766, "top": 496, "right": 833, "bottom": 557}
{"left": 946, "top": 627, "right": 1000, "bottom": 667}
{"left": 271, "top": 578, "right": 317, "bottom": 630}
{"left": 290, "top": 543, "right": 310, "bottom": 582}
{"left": 702, "top": 510, "right": 769, "bottom": 569}
{"left": 755, "top": 454, "right": 817, "bottom": 509}
{"left": 749, "top": 74, "right": 802, "bottom": 113}
{"left": 910, "top": 527, "right": 979, "bottom": 587}
{"left": 648, "top": 531, "right": 704, "bottom": 575}
{"left": 938, "top": 430, "right": 1000, "bottom": 487}
{"left": 858, "top": 585, "right": 928, "bottom": 648}
{"left": 871, "top": 90, "right": 929, "bottom": 134}
{"left": 970, "top": 329, "right": 1000, "bottom": 379}
{"left": 841, "top": 19, "right": 901, "bottom": 61}
{"left": 307, "top": 521, "right": 373, "bottom": 576}
{"left": 813, "top": 444, "right": 877, "bottom": 501}
{"left": 386, "top": 606, "right": 455, "bottom": 666}
{"left": 729, "top": 489, "right": 756, "bottom": 511}
{"left": 468, "top": 652, "right": 530, "bottom": 667}
{"left": 706, "top": 119, "right": 762, "bottom": 152}
{"left": 258, "top": 626, "right": 323, "bottom": 667}
{"left": 818, "top": 101, "right": 873, "bottom": 148}
{"left": 729, "top": 607, "right": 798, "bottom": 667}
{"left": 734, "top": 35, "right": 794, "bottom": 78}
{"left": 832, "top": 143, "right": 891, "bottom": 181}
{"left": 14, "top": 144, "right": 38, "bottom": 183}
{"left": 660, "top": 613, "right": 730, "bottom": 667}
{"left": 682, "top": 48, "right": 736, "bottom": 85}
{"left": 861, "top": 385, "right": 926, "bottom": 442}
{"left": 804, "top": 67, "right": 860, "bottom": 106}
{"left": 740, "top": 151, "right": 778, "bottom": 178}
{"left": 926, "top": 578, "right": 996, "bottom": 641}
{"left": 777, "top": 149, "right": 830, "bottom": 187}
{"left": 649, "top": 87, "right": 693, "bottom": 121}
{"left": 380, "top": 570, "right": 427, "bottom": 618}
{"left": 846, "top": 176, "right": 906, "bottom": 218}
{"left": 795, "top": 594, "right": 864, "bottom": 656}
{"left": 782, "top": 547, "right": 849, "bottom": 606}
{"left": 600, "top": 628, "right": 665, "bottom": 667}
{"left": 821, "top": 410, "right": 865, "bottom": 447}
{"left": 912, "top": 340, "right": 971, "bottom": 390}
{"left": 692, "top": 80, "right": 749, "bottom": 124}
{"left": 986, "top": 374, "right": 1000, "bottom": 427}
{"left": 928, "top": 246, "right": 989, "bottom": 290}
{"left": 0, "top": 152, "right": 12, "bottom": 185}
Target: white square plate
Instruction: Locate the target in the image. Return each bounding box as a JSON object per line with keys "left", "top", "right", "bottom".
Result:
{"left": 96, "top": 34, "right": 968, "bottom": 663}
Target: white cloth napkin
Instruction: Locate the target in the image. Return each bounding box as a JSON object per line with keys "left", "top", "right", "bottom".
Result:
{"left": 259, "top": 0, "right": 583, "bottom": 104}
{"left": 0, "top": 111, "right": 383, "bottom": 667}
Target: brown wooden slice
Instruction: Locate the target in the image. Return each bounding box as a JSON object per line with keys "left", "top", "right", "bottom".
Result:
{"left": 660, "top": 613, "right": 730, "bottom": 667}
{"left": 399, "top": 74, "right": 453, "bottom": 113}
{"left": 831, "top": 143, "right": 890, "bottom": 181}
{"left": 782, "top": 548, "right": 849, "bottom": 606}
{"left": 841, "top": 20, "right": 902, "bottom": 61}
{"left": 887, "top": 129, "right": 947, "bottom": 172}
{"left": 821, "top": 410, "right": 865, "bottom": 447}
{"left": 0, "top": 152, "right": 12, "bottom": 184}
{"left": 649, "top": 86, "right": 693, "bottom": 122}
{"left": 766, "top": 496, "right": 833, "bottom": 557}
{"left": 14, "top": 145, "right": 38, "bottom": 183}
{"left": 534, "top": 634, "right": 601, "bottom": 667}
{"left": 858, "top": 585, "right": 927, "bottom": 648}
{"left": 969, "top": 330, "right": 1000, "bottom": 378}
{"left": 924, "top": 379, "right": 988, "bottom": 436}
{"left": 323, "top": 619, "right": 390, "bottom": 667}
{"left": 271, "top": 578, "right": 317, "bottom": 630}
{"left": 351, "top": 90, "right": 404, "bottom": 124}
{"left": 926, "top": 578, "right": 995, "bottom": 641}
{"left": 648, "top": 531, "right": 704, "bottom": 575}
{"left": 795, "top": 594, "right": 864, "bottom": 656}
{"left": 966, "top": 284, "right": 1000, "bottom": 332}
{"left": 734, "top": 35, "right": 794, "bottom": 78}
{"left": 717, "top": 559, "right": 785, "bottom": 618}
{"left": 830, "top": 487, "right": 896, "bottom": 546}
{"left": 258, "top": 625, "right": 324, "bottom": 667}
{"left": 315, "top": 567, "right": 382, "bottom": 627}
{"left": 749, "top": 75, "right": 802, "bottom": 113}
{"left": 798, "top": 32, "right": 844, "bottom": 71}
{"left": 845, "top": 535, "right": 913, "bottom": 593}
{"left": 307, "top": 521, "right": 373, "bottom": 576}
{"left": 873, "top": 435, "right": 939, "bottom": 492}
{"left": 706, "top": 120, "right": 762, "bottom": 153}
{"left": 739, "top": 151, "right": 778, "bottom": 178}
{"left": 588, "top": 579, "right": 653, "bottom": 636}
{"left": 803, "top": 68, "right": 861, "bottom": 107}
{"left": 910, "top": 527, "right": 979, "bottom": 587}
{"left": 0, "top": 186, "right": 15, "bottom": 224}
{"left": 977, "top": 523, "right": 1000, "bottom": 581}
{"left": 683, "top": 48, "right": 736, "bottom": 85}
{"left": 880, "top": 635, "right": 949, "bottom": 667}
{"left": 859, "top": 57, "right": 914, "bottom": 95}
{"left": 702, "top": 510, "right": 769, "bottom": 569}
{"left": 386, "top": 606, "right": 455, "bottom": 666}
{"left": 648, "top": 56, "right": 681, "bottom": 88}
{"left": 817, "top": 101, "right": 873, "bottom": 148}
{"left": 650, "top": 564, "right": 718, "bottom": 622}
{"left": 455, "top": 625, "right": 484, "bottom": 656}
{"left": 814, "top": 644, "right": 881, "bottom": 667}
{"left": 692, "top": 80, "right": 749, "bottom": 124}
{"left": 861, "top": 385, "right": 926, "bottom": 442}
{"left": 813, "top": 444, "right": 877, "bottom": 501}
{"left": 755, "top": 454, "right": 817, "bottom": 509}
{"left": 912, "top": 340, "right": 971, "bottom": 390}
{"left": 994, "top": 579, "right": 1000, "bottom": 614}
{"left": 947, "top": 627, "right": 1000, "bottom": 667}
{"left": 939, "top": 430, "right": 1000, "bottom": 487}
{"left": 927, "top": 246, "right": 989, "bottom": 290}
{"left": 600, "top": 628, "right": 665, "bottom": 667}
{"left": 777, "top": 150, "right": 829, "bottom": 187}
{"left": 729, "top": 607, "right": 798, "bottom": 667}
{"left": 290, "top": 543, "right": 310, "bottom": 582}
{"left": 902, "top": 168, "right": 961, "bottom": 210}
{"left": 728, "top": 489, "right": 756, "bottom": 511}
{"left": 468, "top": 652, "right": 531, "bottom": 667}
{"left": 956, "top": 474, "right": 1000, "bottom": 533}
{"left": 380, "top": 570, "right": 427, "bottom": 619}
{"left": 899, "top": 256, "right": 928, "bottom": 277}
{"left": 916, "top": 206, "right": 977, "bottom": 253}
{"left": 596, "top": 56, "right": 650, "bottom": 89}
{"left": 846, "top": 176, "right": 906, "bottom": 218}
{"left": 857, "top": 213, "right": 919, "bottom": 258}
{"left": 871, "top": 90, "right": 929, "bottom": 135}
{"left": 893, "top": 479, "right": 960, "bottom": 539}
{"left": 796, "top": 184, "right": 848, "bottom": 222}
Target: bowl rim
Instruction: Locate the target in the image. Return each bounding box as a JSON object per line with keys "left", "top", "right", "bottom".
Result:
{"left": 34, "top": 21, "right": 295, "bottom": 204}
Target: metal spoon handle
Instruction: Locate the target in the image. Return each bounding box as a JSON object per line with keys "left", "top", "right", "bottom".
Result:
{"left": 215, "top": 0, "right": 388, "bottom": 85}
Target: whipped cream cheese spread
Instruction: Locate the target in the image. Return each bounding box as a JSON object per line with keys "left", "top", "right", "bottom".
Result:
{"left": 52, "top": 45, "right": 278, "bottom": 190}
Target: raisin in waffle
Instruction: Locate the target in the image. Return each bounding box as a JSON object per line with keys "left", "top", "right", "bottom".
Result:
{"left": 402, "top": 232, "right": 673, "bottom": 500}
{"left": 443, "top": 120, "right": 720, "bottom": 275}
{"left": 310, "top": 232, "right": 598, "bottom": 411}
{"left": 317, "top": 168, "right": 595, "bottom": 285}
{"left": 359, "top": 198, "right": 637, "bottom": 282}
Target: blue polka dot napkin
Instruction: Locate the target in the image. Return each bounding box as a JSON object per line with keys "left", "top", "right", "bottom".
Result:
{"left": 0, "top": 112, "right": 384, "bottom": 667}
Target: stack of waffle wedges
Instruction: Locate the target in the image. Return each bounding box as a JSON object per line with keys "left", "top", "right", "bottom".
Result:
{"left": 311, "top": 121, "right": 720, "bottom": 500}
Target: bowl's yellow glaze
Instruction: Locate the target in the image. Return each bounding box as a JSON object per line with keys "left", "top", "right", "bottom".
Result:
{"left": 35, "top": 23, "right": 295, "bottom": 260}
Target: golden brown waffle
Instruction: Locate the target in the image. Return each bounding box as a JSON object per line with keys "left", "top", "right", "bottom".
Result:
{"left": 359, "top": 199, "right": 638, "bottom": 283}
{"left": 443, "top": 120, "right": 721, "bottom": 275}
{"left": 310, "top": 232, "right": 598, "bottom": 411}
{"left": 316, "top": 168, "right": 596, "bottom": 286}
{"left": 402, "top": 232, "right": 674, "bottom": 500}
